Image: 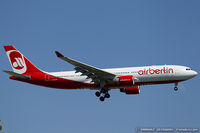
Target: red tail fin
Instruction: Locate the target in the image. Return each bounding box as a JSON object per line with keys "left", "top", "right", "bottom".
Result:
{"left": 4, "top": 45, "right": 42, "bottom": 74}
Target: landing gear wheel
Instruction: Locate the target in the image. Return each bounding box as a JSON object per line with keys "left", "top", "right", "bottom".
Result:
{"left": 95, "top": 91, "right": 101, "bottom": 97}
{"left": 101, "top": 89, "right": 107, "bottom": 94}
{"left": 174, "top": 87, "right": 178, "bottom": 91}
{"left": 105, "top": 93, "right": 110, "bottom": 98}
{"left": 99, "top": 96, "right": 105, "bottom": 102}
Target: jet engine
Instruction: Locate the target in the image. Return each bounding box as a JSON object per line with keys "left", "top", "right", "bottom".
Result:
{"left": 120, "top": 86, "right": 140, "bottom": 94}
{"left": 114, "top": 75, "right": 134, "bottom": 86}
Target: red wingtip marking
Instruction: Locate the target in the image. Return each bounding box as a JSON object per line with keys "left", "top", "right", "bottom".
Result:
{"left": 4, "top": 45, "right": 17, "bottom": 52}
{"left": 55, "top": 51, "right": 64, "bottom": 57}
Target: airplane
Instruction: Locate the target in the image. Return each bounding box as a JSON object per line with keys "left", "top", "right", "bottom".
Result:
{"left": 3, "top": 45, "right": 198, "bottom": 101}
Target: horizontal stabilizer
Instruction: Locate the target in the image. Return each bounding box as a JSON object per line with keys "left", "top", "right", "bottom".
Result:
{"left": 3, "top": 70, "right": 31, "bottom": 80}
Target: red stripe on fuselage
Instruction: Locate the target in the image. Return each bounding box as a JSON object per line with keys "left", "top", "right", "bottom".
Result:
{"left": 135, "top": 80, "right": 185, "bottom": 86}
{"left": 10, "top": 72, "right": 98, "bottom": 89}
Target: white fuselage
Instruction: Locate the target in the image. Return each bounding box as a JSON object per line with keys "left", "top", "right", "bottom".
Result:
{"left": 49, "top": 65, "right": 197, "bottom": 88}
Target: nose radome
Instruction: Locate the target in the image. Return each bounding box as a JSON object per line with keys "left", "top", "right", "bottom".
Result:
{"left": 192, "top": 71, "right": 198, "bottom": 77}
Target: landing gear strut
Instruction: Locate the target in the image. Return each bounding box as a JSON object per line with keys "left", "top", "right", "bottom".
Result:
{"left": 174, "top": 82, "right": 178, "bottom": 91}
{"left": 95, "top": 81, "right": 111, "bottom": 102}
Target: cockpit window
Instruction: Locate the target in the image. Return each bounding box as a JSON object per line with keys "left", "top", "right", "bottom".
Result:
{"left": 186, "top": 68, "right": 192, "bottom": 70}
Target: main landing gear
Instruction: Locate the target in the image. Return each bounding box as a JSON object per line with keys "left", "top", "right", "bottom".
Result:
{"left": 174, "top": 82, "right": 178, "bottom": 91}
{"left": 95, "top": 88, "right": 110, "bottom": 102}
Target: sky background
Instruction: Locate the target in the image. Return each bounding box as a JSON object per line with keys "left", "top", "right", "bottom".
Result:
{"left": 0, "top": 0, "right": 200, "bottom": 133}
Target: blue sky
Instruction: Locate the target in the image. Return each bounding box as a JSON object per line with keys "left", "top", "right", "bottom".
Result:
{"left": 0, "top": 0, "right": 200, "bottom": 133}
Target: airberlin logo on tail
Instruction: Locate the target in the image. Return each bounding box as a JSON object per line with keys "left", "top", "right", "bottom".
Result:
{"left": 13, "top": 57, "right": 25, "bottom": 68}
{"left": 138, "top": 67, "right": 174, "bottom": 75}
{"left": 7, "top": 50, "right": 27, "bottom": 74}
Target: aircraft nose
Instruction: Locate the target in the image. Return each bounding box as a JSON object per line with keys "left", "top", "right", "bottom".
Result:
{"left": 191, "top": 70, "right": 198, "bottom": 77}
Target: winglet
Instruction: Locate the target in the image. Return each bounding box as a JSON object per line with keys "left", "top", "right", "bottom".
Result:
{"left": 55, "top": 51, "right": 64, "bottom": 58}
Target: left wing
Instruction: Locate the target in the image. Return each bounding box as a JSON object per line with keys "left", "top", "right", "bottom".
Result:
{"left": 55, "top": 51, "right": 116, "bottom": 84}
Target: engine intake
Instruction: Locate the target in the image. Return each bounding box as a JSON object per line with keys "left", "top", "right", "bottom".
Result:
{"left": 120, "top": 86, "right": 140, "bottom": 94}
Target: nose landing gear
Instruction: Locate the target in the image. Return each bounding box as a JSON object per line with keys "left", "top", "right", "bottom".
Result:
{"left": 174, "top": 82, "right": 178, "bottom": 91}
{"left": 174, "top": 87, "right": 178, "bottom": 91}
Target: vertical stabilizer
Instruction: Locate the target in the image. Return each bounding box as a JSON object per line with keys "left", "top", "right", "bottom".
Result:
{"left": 4, "top": 45, "right": 42, "bottom": 74}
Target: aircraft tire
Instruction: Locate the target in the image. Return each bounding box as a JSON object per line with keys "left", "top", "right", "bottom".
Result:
{"left": 174, "top": 87, "right": 178, "bottom": 91}
{"left": 105, "top": 93, "right": 110, "bottom": 98}
{"left": 99, "top": 96, "right": 105, "bottom": 102}
{"left": 95, "top": 91, "right": 101, "bottom": 97}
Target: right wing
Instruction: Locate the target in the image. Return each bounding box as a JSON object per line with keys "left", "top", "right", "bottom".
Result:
{"left": 55, "top": 51, "right": 117, "bottom": 84}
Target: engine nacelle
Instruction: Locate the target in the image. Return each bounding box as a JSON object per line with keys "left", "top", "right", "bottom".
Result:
{"left": 120, "top": 86, "right": 140, "bottom": 95}
{"left": 114, "top": 75, "right": 134, "bottom": 86}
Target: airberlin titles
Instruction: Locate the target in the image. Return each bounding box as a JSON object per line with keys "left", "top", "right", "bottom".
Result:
{"left": 138, "top": 67, "right": 174, "bottom": 75}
